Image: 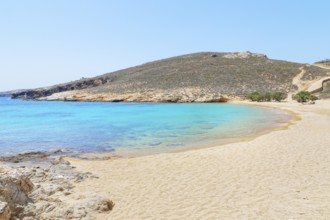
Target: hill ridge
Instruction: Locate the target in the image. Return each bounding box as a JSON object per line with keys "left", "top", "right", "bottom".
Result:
{"left": 12, "top": 52, "right": 329, "bottom": 102}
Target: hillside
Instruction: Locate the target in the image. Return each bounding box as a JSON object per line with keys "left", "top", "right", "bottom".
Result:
{"left": 0, "top": 89, "right": 28, "bottom": 97}
{"left": 12, "top": 52, "right": 330, "bottom": 102}
{"left": 315, "top": 59, "right": 330, "bottom": 67}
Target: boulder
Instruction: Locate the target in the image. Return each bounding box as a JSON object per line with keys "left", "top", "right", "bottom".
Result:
{"left": 0, "top": 166, "right": 34, "bottom": 218}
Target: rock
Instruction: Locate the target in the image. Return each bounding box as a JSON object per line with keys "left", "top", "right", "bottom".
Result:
{"left": 42, "top": 87, "right": 232, "bottom": 103}
{"left": 0, "top": 166, "right": 33, "bottom": 218}
{"left": 223, "top": 51, "right": 267, "bottom": 59}
{"left": 93, "top": 198, "right": 114, "bottom": 212}
{"left": 0, "top": 202, "right": 11, "bottom": 220}
{"left": 37, "top": 193, "right": 114, "bottom": 220}
{"left": 75, "top": 192, "right": 114, "bottom": 212}
{"left": 0, "top": 155, "right": 113, "bottom": 219}
{"left": 0, "top": 152, "right": 48, "bottom": 163}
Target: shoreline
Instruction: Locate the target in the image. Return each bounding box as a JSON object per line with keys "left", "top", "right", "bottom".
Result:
{"left": 0, "top": 99, "right": 293, "bottom": 159}
{"left": 65, "top": 101, "right": 299, "bottom": 160}
{"left": 2, "top": 100, "right": 330, "bottom": 219}
{"left": 115, "top": 102, "right": 296, "bottom": 158}
{"left": 67, "top": 99, "right": 330, "bottom": 219}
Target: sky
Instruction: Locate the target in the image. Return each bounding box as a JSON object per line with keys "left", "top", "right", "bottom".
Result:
{"left": 0, "top": 0, "right": 329, "bottom": 91}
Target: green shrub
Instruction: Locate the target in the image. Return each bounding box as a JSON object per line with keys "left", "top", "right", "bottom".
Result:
{"left": 247, "top": 91, "right": 287, "bottom": 102}
{"left": 293, "top": 91, "right": 317, "bottom": 103}
{"left": 272, "top": 92, "right": 287, "bottom": 102}
{"left": 264, "top": 92, "right": 272, "bottom": 102}
{"left": 247, "top": 92, "right": 262, "bottom": 102}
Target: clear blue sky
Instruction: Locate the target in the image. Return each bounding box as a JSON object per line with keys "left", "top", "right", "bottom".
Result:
{"left": 1, "top": 0, "right": 329, "bottom": 91}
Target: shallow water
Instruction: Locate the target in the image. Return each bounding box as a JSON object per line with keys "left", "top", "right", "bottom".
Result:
{"left": 0, "top": 97, "right": 290, "bottom": 156}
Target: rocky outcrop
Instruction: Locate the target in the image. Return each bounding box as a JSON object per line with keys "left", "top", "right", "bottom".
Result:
{"left": 39, "top": 88, "right": 232, "bottom": 103}
{"left": 0, "top": 153, "right": 114, "bottom": 219}
{"left": 0, "top": 166, "right": 34, "bottom": 219}
{"left": 32, "top": 192, "right": 114, "bottom": 220}
{"left": 12, "top": 77, "right": 110, "bottom": 100}
{"left": 223, "top": 51, "right": 267, "bottom": 59}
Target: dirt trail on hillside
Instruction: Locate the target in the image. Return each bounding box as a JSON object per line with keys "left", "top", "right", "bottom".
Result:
{"left": 288, "top": 67, "right": 305, "bottom": 100}
{"left": 292, "top": 67, "right": 306, "bottom": 91}
{"left": 289, "top": 65, "right": 330, "bottom": 98}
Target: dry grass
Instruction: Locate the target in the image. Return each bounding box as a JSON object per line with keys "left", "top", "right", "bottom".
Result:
{"left": 13, "top": 52, "right": 329, "bottom": 99}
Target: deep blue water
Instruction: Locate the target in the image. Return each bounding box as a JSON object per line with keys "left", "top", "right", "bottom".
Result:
{"left": 0, "top": 97, "right": 290, "bottom": 156}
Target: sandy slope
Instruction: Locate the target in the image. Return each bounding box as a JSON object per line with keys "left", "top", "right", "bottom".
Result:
{"left": 67, "top": 100, "right": 330, "bottom": 220}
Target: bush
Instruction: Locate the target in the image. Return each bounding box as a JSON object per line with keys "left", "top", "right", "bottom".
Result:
{"left": 293, "top": 91, "right": 317, "bottom": 103}
{"left": 246, "top": 91, "right": 287, "bottom": 102}
{"left": 247, "top": 92, "right": 262, "bottom": 102}
{"left": 272, "top": 92, "right": 287, "bottom": 102}
{"left": 264, "top": 92, "right": 272, "bottom": 102}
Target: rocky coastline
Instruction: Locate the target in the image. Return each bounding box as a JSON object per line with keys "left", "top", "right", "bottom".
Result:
{"left": 0, "top": 152, "right": 114, "bottom": 220}
{"left": 11, "top": 78, "right": 109, "bottom": 101}
{"left": 36, "top": 89, "right": 232, "bottom": 103}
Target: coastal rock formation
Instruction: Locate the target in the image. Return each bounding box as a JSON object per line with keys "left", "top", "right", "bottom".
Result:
{"left": 0, "top": 153, "right": 114, "bottom": 219}
{"left": 33, "top": 192, "right": 114, "bottom": 220}
{"left": 12, "top": 78, "right": 108, "bottom": 100}
{"left": 11, "top": 52, "right": 329, "bottom": 102}
{"left": 39, "top": 88, "right": 232, "bottom": 103}
{"left": 0, "top": 166, "right": 33, "bottom": 219}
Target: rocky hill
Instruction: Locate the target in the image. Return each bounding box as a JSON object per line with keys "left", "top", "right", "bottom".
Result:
{"left": 12, "top": 52, "right": 330, "bottom": 102}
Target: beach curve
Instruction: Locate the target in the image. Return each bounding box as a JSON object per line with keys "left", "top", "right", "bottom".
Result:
{"left": 64, "top": 100, "right": 330, "bottom": 219}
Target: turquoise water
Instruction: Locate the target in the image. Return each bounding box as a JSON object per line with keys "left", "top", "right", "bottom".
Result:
{"left": 0, "top": 97, "right": 290, "bottom": 156}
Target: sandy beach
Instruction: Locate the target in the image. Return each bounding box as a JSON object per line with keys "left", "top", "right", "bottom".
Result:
{"left": 62, "top": 100, "right": 330, "bottom": 219}
{"left": 2, "top": 1, "right": 330, "bottom": 218}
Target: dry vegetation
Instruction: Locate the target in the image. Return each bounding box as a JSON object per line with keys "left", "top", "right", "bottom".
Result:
{"left": 315, "top": 59, "right": 330, "bottom": 67}
{"left": 12, "top": 52, "right": 329, "bottom": 101}
{"left": 86, "top": 52, "right": 303, "bottom": 96}
{"left": 301, "top": 65, "right": 329, "bottom": 81}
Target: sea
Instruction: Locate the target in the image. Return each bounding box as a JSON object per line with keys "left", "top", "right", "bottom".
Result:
{"left": 0, "top": 97, "right": 291, "bottom": 156}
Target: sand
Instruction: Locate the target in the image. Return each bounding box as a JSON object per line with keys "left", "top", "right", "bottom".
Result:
{"left": 67, "top": 100, "right": 330, "bottom": 220}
